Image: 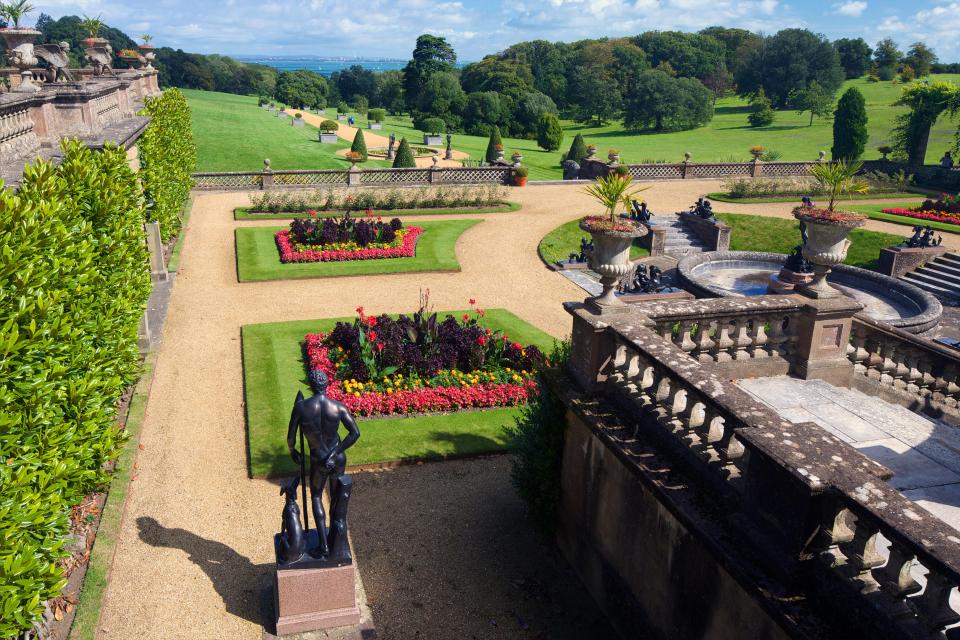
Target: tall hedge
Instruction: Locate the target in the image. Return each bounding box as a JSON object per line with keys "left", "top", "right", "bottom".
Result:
{"left": 565, "top": 133, "right": 587, "bottom": 164}
{"left": 393, "top": 137, "right": 416, "bottom": 168}
{"left": 351, "top": 128, "right": 368, "bottom": 162}
{"left": 536, "top": 113, "right": 564, "bottom": 151}
{"left": 832, "top": 87, "right": 868, "bottom": 162}
{"left": 139, "top": 89, "right": 196, "bottom": 242}
{"left": 0, "top": 141, "right": 152, "bottom": 638}
{"left": 485, "top": 126, "right": 503, "bottom": 164}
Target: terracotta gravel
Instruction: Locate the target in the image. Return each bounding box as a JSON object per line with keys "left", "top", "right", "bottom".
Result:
{"left": 95, "top": 181, "right": 956, "bottom": 639}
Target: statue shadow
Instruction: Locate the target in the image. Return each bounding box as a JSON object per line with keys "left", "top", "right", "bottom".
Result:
{"left": 136, "top": 516, "right": 274, "bottom": 628}
{"left": 427, "top": 430, "right": 504, "bottom": 457}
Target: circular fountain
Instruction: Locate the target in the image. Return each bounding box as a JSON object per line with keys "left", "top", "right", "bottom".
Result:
{"left": 677, "top": 251, "right": 943, "bottom": 334}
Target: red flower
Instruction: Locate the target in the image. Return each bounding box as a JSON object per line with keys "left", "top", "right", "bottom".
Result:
{"left": 366, "top": 316, "right": 378, "bottom": 328}
{"left": 512, "top": 342, "right": 522, "bottom": 350}
{"left": 356, "top": 306, "right": 364, "bottom": 315}
{"left": 477, "top": 336, "right": 487, "bottom": 346}
{"left": 309, "top": 210, "right": 318, "bottom": 218}
{"left": 462, "top": 314, "right": 469, "bottom": 322}
{"left": 468, "top": 298, "right": 476, "bottom": 306}
{"left": 477, "top": 308, "right": 486, "bottom": 318}
{"left": 368, "top": 330, "right": 378, "bottom": 341}
{"left": 275, "top": 227, "right": 425, "bottom": 264}
{"left": 375, "top": 342, "right": 385, "bottom": 352}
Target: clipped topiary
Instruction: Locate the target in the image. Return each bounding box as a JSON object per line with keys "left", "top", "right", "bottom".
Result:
{"left": 485, "top": 125, "right": 503, "bottom": 164}
{"left": 393, "top": 137, "right": 416, "bottom": 168}
{"left": 350, "top": 128, "right": 368, "bottom": 162}
{"left": 832, "top": 87, "right": 868, "bottom": 162}
{"left": 421, "top": 116, "right": 446, "bottom": 134}
{"left": 319, "top": 119, "right": 339, "bottom": 133}
{"left": 536, "top": 113, "right": 563, "bottom": 151}
{"left": 368, "top": 108, "right": 386, "bottom": 123}
{"left": 565, "top": 133, "right": 587, "bottom": 165}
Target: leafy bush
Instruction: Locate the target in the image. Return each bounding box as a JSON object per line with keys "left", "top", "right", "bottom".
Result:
{"left": 536, "top": 113, "right": 563, "bottom": 151}
{"left": 139, "top": 89, "right": 196, "bottom": 242}
{"left": 350, "top": 128, "right": 368, "bottom": 162}
{"left": 760, "top": 150, "right": 783, "bottom": 162}
{"left": 248, "top": 185, "right": 508, "bottom": 213}
{"left": 514, "top": 166, "right": 529, "bottom": 178}
{"left": 391, "top": 138, "right": 415, "bottom": 168}
{"left": 319, "top": 119, "right": 339, "bottom": 133}
{"left": 747, "top": 90, "right": 775, "bottom": 127}
{"left": 420, "top": 117, "right": 446, "bottom": 134}
{"left": 368, "top": 108, "right": 386, "bottom": 123}
{"left": 485, "top": 126, "right": 503, "bottom": 164}
{"left": 337, "top": 102, "right": 349, "bottom": 114}
{"left": 504, "top": 340, "right": 570, "bottom": 534}
{"left": 563, "top": 134, "right": 587, "bottom": 166}
{"left": 0, "top": 141, "right": 152, "bottom": 639}
{"left": 832, "top": 87, "right": 868, "bottom": 161}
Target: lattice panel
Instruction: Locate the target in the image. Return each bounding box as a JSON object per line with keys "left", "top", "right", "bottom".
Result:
{"left": 688, "top": 163, "right": 753, "bottom": 178}
{"left": 437, "top": 168, "right": 511, "bottom": 184}
{"left": 192, "top": 173, "right": 262, "bottom": 190}
{"left": 761, "top": 162, "right": 816, "bottom": 177}
{"left": 360, "top": 169, "right": 431, "bottom": 184}
{"left": 628, "top": 164, "right": 684, "bottom": 180}
{"left": 272, "top": 171, "right": 348, "bottom": 186}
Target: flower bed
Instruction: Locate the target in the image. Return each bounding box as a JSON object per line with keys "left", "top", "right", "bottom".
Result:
{"left": 275, "top": 212, "right": 423, "bottom": 262}
{"left": 882, "top": 195, "right": 960, "bottom": 227}
{"left": 303, "top": 299, "right": 545, "bottom": 416}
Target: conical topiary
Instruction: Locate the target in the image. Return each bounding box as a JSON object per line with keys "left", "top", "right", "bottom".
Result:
{"left": 565, "top": 133, "right": 587, "bottom": 164}
{"left": 351, "top": 128, "right": 368, "bottom": 162}
{"left": 832, "top": 87, "right": 868, "bottom": 162}
{"left": 484, "top": 125, "right": 503, "bottom": 164}
{"left": 393, "top": 137, "right": 416, "bottom": 168}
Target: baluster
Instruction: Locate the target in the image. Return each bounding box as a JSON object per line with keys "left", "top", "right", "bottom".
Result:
{"left": 872, "top": 542, "right": 921, "bottom": 620}
{"left": 731, "top": 318, "right": 752, "bottom": 360}
{"left": 818, "top": 506, "right": 855, "bottom": 567}
{"left": 677, "top": 320, "right": 696, "bottom": 353}
{"left": 942, "top": 363, "right": 960, "bottom": 409}
{"left": 903, "top": 350, "right": 923, "bottom": 396}
{"left": 913, "top": 572, "right": 960, "bottom": 632}
{"left": 750, "top": 316, "right": 769, "bottom": 360}
{"left": 679, "top": 398, "right": 706, "bottom": 447}
{"left": 879, "top": 340, "right": 898, "bottom": 386}
{"left": 767, "top": 315, "right": 788, "bottom": 358}
{"left": 848, "top": 327, "right": 869, "bottom": 373}
{"left": 838, "top": 517, "right": 885, "bottom": 593}
{"left": 712, "top": 320, "right": 735, "bottom": 363}
{"left": 693, "top": 320, "right": 715, "bottom": 364}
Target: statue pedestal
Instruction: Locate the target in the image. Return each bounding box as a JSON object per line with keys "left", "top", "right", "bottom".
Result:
{"left": 768, "top": 268, "right": 814, "bottom": 294}
{"left": 274, "top": 537, "right": 360, "bottom": 636}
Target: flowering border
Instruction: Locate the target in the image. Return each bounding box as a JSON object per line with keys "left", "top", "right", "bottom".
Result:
{"left": 304, "top": 333, "right": 537, "bottom": 416}
{"left": 881, "top": 208, "right": 960, "bottom": 227}
{"left": 276, "top": 226, "right": 424, "bottom": 263}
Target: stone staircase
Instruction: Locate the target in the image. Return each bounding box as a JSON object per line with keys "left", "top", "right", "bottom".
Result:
{"left": 659, "top": 217, "right": 708, "bottom": 256}
{"left": 901, "top": 252, "right": 960, "bottom": 300}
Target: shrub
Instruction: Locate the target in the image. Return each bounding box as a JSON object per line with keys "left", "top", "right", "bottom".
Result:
{"left": 421, "top": 117, "right": 446, "bottom": 134}
{"left": 832, "top": 87, "right": 868, "bottom": 161}
{"left": 0, "top": 141, "right": 152, "bottom": 639}
{"left": 295, "top": 113, "right": 303, "bottom": 119}
{"left": 350, "top": 129, "right": 368, "bottom": 162}
{"left": 368, "top": 108, "right": 386, "bottom": 123}
{"left": 535, "top": 113, "right": 563, "bottom": 151}
{"left": 337, "top": 102, "right": 349, "bottom": 114}
{"left": 760, "top": 150, "right": 783, "bottom": 162}
{"left": 514, "top": 166, "right": 529, "bottom": 178}
{"left": 877, "top": 65, "right": 896, "bottom": 81}
{"left": 485, "top": 126, "right": 503, "bottom": 164}
{"left": 248, "top": 185, "right": 507, "bottom": 213}
{"left": 139, "top": 89, "right": 196, "bottom": 242}
{"left": 392, "top": 137, "right": 416, "bottom": 168}
{"left": 748, "top": 90, "right": 776, "bottom": 128}
{"left": 563, "top": 133, "right": 587, "bottom": 165}
{"left": 319, "top": 119, "right": 339, "bottom": 133}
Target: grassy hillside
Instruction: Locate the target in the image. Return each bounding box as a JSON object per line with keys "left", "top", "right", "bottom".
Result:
{"left": 186, "top": 76, "right": 960, "bottom": 176}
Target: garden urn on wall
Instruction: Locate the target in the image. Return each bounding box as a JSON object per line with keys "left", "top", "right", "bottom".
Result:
{"left": 793, "top": 207, "right": 866, "bottom": 298}
{"left": 579, "top": 217, "right": 646, "bottom": 309}
{"left": 1, "top": 28, "right": 42, "bottom": 92}
{"left": 139, "top": 43, "right": 156, "bottom": 68}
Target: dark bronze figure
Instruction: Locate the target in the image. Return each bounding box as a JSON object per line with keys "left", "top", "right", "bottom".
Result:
{"left": 630, "top": 199, "right": 652, "bottom": 222}
{"left": 690, "top": 197, "right": 715, "bottom": 221}
{"left": 282, "top": 370, "right": 360, "bottom": 565}
{"left": 565, "top": 236, "right": 594, "bottom": 264}
{"left": 386, "top": 133, "right": 396, "bottom": 160}
{"left": 619, "top": 264, "right": 680, "bottom": 294}
{"left": 563, "top": 159, "right": 580, "bottom": 180}
{"left": 277, "top": 476, "right": 306, "bottom": 564}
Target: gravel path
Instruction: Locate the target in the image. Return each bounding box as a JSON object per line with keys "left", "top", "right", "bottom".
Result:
{"left": 95, "top": 180, "right": 959, "bottom": 639}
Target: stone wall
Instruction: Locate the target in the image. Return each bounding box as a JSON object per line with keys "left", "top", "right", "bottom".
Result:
{"left": 878, "top": 245, "right": 947, "bottom": 278}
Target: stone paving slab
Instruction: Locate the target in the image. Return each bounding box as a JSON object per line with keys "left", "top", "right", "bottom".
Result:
{"left": 852, "top": 438, "right": 960, "bottom": 490}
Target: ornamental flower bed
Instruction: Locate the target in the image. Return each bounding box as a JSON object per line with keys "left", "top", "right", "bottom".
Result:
{"left": 304, "top": 297, "right": 546, "bottom": 416}
{"left": 276, "top": 211, "right": 423, "bottom": 262}
{"left": 883, "top": 195, "right": 960, "bottom": 227}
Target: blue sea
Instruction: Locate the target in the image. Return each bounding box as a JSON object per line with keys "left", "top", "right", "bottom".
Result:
{"left": 232, "top": 56, "right": 408, "bottom": 76}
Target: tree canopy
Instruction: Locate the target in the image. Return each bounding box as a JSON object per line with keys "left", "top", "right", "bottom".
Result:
{"left": 403, "top": 34, "right": 456, "bottom": 113}
{"left": 834, "top": 38, "right": 872, "bottom": 79}
{"left": 623, "top": 69, "right": 714, "bottom": 132}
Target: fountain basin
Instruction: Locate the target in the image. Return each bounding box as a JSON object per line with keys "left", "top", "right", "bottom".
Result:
{"left": 677, "top": 251, "right": 942, "bottom": 334}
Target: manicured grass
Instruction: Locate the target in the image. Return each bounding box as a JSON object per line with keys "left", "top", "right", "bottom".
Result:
{"left": 182, "top": 89, "right": 391, "bottom": 171}
{"left": 538, "top": 218, "right": 650, "bottom": 264}
{"left": 233, "top": 201, "right": 521, "bottom": 220}
{"left": 166, "top": 196, "right": 193, "bottom": 273}
{"left": 241, "top": 310, "right": 556, "bottom": 477}
{"left": 707, "top": 191, "right": 923, "bottom": 204}
{"left": 235, "top": 219, "right": 480, "bottom": 282}
{"left": 845, "top": 203, "right": 960, "bottom": 234}
{"left": 716, "top": 212, "right": 903, "bottom": 271}
{"left": 70, "top": 352, "right": 158, "bottom": 640}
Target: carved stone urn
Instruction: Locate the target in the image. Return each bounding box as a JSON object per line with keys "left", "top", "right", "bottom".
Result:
{"left": 139, "top": 43, "right": 156, "bottom": 69}
{"left": 794, "top": 208, "right": 866, "bottom": 298}
{"left": 1, "top": 28, "right": 42, "bottom": 93}
{"left": 579, "top": 217, "right": 647, "bottom": 311}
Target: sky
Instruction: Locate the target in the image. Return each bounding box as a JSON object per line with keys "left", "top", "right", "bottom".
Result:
{"left": 25, "top": 0, "right": 960, "bottom": 62}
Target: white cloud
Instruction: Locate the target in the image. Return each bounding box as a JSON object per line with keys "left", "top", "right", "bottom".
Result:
{"left": 833, "top": 1, "right": 867, "bottom": 17}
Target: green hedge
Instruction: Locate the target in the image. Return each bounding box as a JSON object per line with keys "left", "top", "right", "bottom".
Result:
{"left": 139, "top": 89, "right": 196, "bottom": 242}
{"left": 0, "top": 141, "right": 152, "bottom": 638}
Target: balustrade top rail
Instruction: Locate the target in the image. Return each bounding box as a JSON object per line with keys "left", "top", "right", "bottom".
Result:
{"left": 190, "top": 165, "right": 514, "bottom": 190}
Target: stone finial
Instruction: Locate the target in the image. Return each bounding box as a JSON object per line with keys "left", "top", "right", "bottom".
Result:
{"left": 683, "top": 152, "right": 691, "bottom": 162}
{"left": 431, "top": 152, "right": 439, "bottom": 167}
{"left": 263, "top": 158, "right": 272, "bottom": 170}
{"left": 817, "top": 151, "right": 826, "bottom": 162}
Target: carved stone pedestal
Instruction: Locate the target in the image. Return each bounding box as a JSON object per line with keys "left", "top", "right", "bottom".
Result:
{"left": 274, "top": 541, "right": 361, "bottom": 636}
{"left": 789, "top": 295, "right": 863, "bottom": 386}
{"left": 767, "top": 268, "right": 813, "bottom": 294}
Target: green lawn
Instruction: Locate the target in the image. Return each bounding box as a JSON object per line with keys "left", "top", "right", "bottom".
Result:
{"left": 242, "top": 310, "right": 555, "bottom": 477}
{"left": 707, "top": 192, "right": 923, "bottom": 204}
{"left": 716, "top": 212, "right": 903, "bottom": 271}
{"left": 183, "top": 89, "right": 392, "bottom": 171}
{"left": 233, "top": 201, "right": 521, "bottom": 220}
{"left": 235, "top": 219, "right": 480, "bottom": 282}
{"left": 845, "top": 203, "right": 960, "bottom": 234}
{"left": 538, "top": 218, "right": 650, "bottom": 264}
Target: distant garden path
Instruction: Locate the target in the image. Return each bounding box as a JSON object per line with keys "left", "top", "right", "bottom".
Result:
{"left": 286, "top": 108, "right": 470, "bottom": 168}
{"left": 94, "top": 180, "right": 960, "bottom": 639}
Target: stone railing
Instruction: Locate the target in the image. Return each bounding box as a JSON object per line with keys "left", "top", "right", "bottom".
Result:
{"left": 848, "top": 315, "right": 960, "bottom": 424}
{"left": 191, "top": 164, "right": 515, "bottom": 190}
{"left": 0, "top": 102, "right": 38, "bottom": 160}
{"left": 564, "top": 301, "right": 960, "bottom": 638}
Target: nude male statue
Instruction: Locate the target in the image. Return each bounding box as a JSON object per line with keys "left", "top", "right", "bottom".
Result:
{"left": 287, "top": 370, "right": 360, "bottom": 558}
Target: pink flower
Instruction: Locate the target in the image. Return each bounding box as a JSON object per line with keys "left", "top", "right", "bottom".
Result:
{"left": 477, "top": 336, "right": 487, "bottom": 346}
{"left": 366, "top": 316, "right": 378, "bottom": 328}
{"left": 368, "top": 330, "right": 378, "bottom": 342}
{"left": 308, "top": 210, "right": 317, "bottom": 218}
{"left": 375, "top": 342, "right": 384, "bottom": 352}
{"left": 468, "top": 298, "right": 476, "bottom": 306}
{"left": 275, "top": 227, "right": 425, "bottom": 264}
{"left": 462, "top": 314, "right": 469, "bottom": 322}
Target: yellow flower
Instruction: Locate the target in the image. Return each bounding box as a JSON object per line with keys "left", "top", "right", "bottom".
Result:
{"left": 353, "top": 392, "right": 360, "bottom": 397}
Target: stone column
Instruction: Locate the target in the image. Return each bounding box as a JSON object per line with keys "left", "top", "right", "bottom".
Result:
{"left": 789, "top": 295, "right": 863, "bottom": 386}
{"left": 348, "top": 164, "right": 361, "bottom": 186}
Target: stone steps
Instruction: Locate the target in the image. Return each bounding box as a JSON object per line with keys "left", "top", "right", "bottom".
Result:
{"left": 900, "top": 252, "right": 960, "bottom": 299}
{"left": 657, "top": 218, "right": 709, "bottom": 255}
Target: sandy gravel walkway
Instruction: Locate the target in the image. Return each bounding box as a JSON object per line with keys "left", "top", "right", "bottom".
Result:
{"left": 95, "top": 179, "right": 957, "bottom": 639}
{"left": 287, "top": 108, "right": 470, "bottom": 168}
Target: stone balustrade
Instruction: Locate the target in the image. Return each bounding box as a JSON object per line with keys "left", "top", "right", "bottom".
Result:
{"left": 848, "top": 316, "right": 960, "bottom": 423}
{"left": 192, "top": 165, "right": 515, "bottom": 190}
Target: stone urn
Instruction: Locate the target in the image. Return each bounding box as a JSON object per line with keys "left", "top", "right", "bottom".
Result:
{"left": 794, "top": 208, "right": 866, "bottom": 298}
{"left": 607, "top": 151, "right": 620, "bottom": 166}
{"left": 1, "top": 28, "right": 42, "bottom": 93}
{"left": 579, "top": 217, "right": 647, "bottom": 310}
{"left": 494, "top": 147, "right": 505, "bottom": 163}
{"left": 139, "top": 43, "right": 156, "bottom": 69}
{"left": 585, "top": 147, "right": 597, "bottom": 161}
{"left": 511, "top": 151, "right": 523, "bottom": 166}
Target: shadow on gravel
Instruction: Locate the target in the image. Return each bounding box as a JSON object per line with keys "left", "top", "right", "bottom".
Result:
{"left": 136, "top": 516, "right": 273, "bottom": 628}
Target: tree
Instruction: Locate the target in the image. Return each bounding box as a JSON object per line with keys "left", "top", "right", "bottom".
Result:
{"left": 565, "top": 133, "right": 587, "bottom": 164}
{"left": 460, "top": 56, "right": 534, "bottom": 100}
{"left": 462, "top": 91, "right": 508, "bottom": 136}
{"left": 623, "top": 69, "right": 714, "bottom": 131}
{"left": 892, "top": 81, "right": 960, "bottom": 166}
{"left": 567, "top": 64, "right": 619, "bottom": 126}
{"left": 414, "top": 71, "right": 465, "bottom": 129}
{"left": 832, "top": 87, "right": 868, "bottom": 161}
{"left": 334, "top": 65, "right": 377, "bottom": 105}
{"left": 736, "top": 29, "right": 844, "bottom": 107}
{"left": 834, "top": 38, "right": 873, "bottom": 79}
{"left": 275, "top": 70, "right": 329, "bottom": 109}
{"left": 904, "top": 42, "right": 937, "bottom": 78}
{"left": 699, "top": 26, "right": 762, "bottom": 77}
{"left": 516, "top": 91, "right": 558, "bottom": 135}
{"left": 747, "top": 89, "right": 775, "bottom": 127}
{"left": 501, "top": 39, "right": 573, "bottom": 107}
{"left": 350, "top": 128, "right": 367, "bottom": 162}
{"left": 376, "top": 70, "right": 404, "bottom": 114}
{"left": 873, "top": 38, "right": 902, "bottom": 70}
{"left": 789, "top": 82, "right": 835, "bottom": 126}
{"left": 392, "top": 137, "right": 416, "bottom": 168}
{"left": 635, "top": 30, "right": 727, "bottom": 80}
{"left": 536, "top": 113, "right": 563, "bottom": 151}
{"left": 351, "top": 94, "right": 368, "bottom": 115}
{"left": 402, "top": 34, "right": 456, "bottom": 113}
{"left": 485, "top": 126, "right": 503, "bottom": 163}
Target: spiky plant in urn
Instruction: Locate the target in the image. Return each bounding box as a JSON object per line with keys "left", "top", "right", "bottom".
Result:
{"left": 139, "top": 34, "right": 156, "bottom": 69}
{"left": 0, "top": 0, "right": 42, "bottom": 93}
{"left": 793, "top": 160, "right": 868, "bottom": 298}
{"left": 579, "top": 174, "right": 649, "bottom": 311}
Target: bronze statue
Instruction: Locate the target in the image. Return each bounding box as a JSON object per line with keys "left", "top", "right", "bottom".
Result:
{"left": 277, "top": 476, "right": 306, "bottom": 564}
{"left": 282, "top": 370, "right": 360, "bottom": 565}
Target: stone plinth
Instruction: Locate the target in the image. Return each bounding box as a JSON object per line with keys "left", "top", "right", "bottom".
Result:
{"left": 275, "top": 556, "right": 360, "bottom": 636}
{"left": 767, "top": 268, "right": 814, "bottom": 294}
{"left": 879, "top": 245, "right": 947, "bottom": 278}
{"left": 789, "top": 294, "right": 863, "bottom": 386}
